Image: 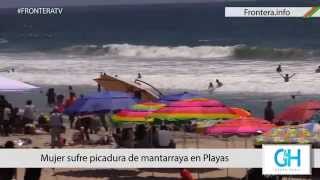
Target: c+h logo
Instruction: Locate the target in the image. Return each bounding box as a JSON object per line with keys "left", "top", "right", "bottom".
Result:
{"left": 274, "top": 148, "right": 301, "bottom": 167}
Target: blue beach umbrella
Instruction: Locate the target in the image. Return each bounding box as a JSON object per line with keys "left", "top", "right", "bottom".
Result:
{"left": 158, "top": 92, "right": 201, "bottom": 104}
{"left": 64, "top": 91, "right": 138, "bottom": 115}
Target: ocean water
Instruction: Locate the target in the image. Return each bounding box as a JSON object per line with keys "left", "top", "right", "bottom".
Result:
{"left": 0, "top": 1, "right": 320, "bottom": 96}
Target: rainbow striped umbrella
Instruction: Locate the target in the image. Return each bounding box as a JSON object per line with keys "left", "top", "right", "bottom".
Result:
{"left": 112, "top": 109, "right": 153, "bottom": 125}
{"left": 131, "top": 101, "right": 166, "bottom": 111}
{"left": 168, "top": 98, "right": 225, "bottom": 107}
{"left": 150, "top": 98, "right": 237, "bottom": 123}
{"left": 150, "top": 106, "right": 238, "bottom": 123}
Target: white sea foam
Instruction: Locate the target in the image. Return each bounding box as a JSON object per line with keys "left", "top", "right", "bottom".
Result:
{"left": 0, "top": 51, "right": 320, "bottom": 94}
{"left": 60, "top": 44, "right": 312, "bottom": 59}
{"left": 61, "top": 44, "right": 238, "bottom": 58}
{"left": 102, "top": 44, "right": 237, "bottom": 58}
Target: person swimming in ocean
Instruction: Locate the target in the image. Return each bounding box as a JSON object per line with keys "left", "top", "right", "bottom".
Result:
{"left": 216, "top": 79, "right": 223, "bottom": 88}
{"left": 280, "top": 73, "right": 296, "bottom": 82}
{"left": 208, "top": 82, "right": 214, "bottom": 89}
{"left": 137, "top": 73, "right": 142, "bottom": 79}
{"left": 276, "top": 64, "right": 282, "bottom": 73}
{"left": 208, "top": 82, "right": 215, "bottom": 94}
{"left": 315, "top": 66, "right": 320, "bottom": 73}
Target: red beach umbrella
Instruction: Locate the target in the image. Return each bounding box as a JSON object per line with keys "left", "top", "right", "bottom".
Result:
{"left": 274, "top": 100, "right": 320, "bottom": 124}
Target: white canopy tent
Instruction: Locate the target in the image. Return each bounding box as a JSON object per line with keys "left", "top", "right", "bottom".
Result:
{"left": 0, "top": 76, "right": 39, "bottom": 92}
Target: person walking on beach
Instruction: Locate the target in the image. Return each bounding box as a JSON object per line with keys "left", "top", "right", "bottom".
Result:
{"left": 2, "top": 104, "right": 12, "bottom": 136}
{"left": 50, "top": 108, "right": 63, "bottom": 148}
{"left": 264, "top": 101, "right": 274, "bottom": 122}
{"left": 280, "top": 73, "right": 296, "bottom": 82}
{"left": 46, "top": 88, "right": 56, "bottom": 106}
{"left": 276, "top": 64, "right": 282, "bottom": 73}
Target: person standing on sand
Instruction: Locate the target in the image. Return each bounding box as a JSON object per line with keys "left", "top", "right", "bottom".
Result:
{"left": 23, "top": 100, "right": 36, "bottom": 124}
{"left": 264, "top": 101, "right": 274, "bottom": 122}
{"left": 64, "top": 92, "right": 77, "bottom": 128}
{"left": 3, "top": 104, "right": 12, "bottom": 136}
{"left": 46, "top": 88, "right": 56, "bottom": 106}
{"left": 50, "top": 108, "right": 63, "bottom": 148}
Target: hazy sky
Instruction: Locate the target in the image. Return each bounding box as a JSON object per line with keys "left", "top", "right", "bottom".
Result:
{"left": 0, "top": 0, "right": 223, "bottom": 8}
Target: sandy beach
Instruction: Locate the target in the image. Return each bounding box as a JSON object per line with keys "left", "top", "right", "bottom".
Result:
{"left": 0, "top": 128, "right": 250, "bottom": 180}
{"left": 0, "top": 85, "right": 317, "bottom": 180}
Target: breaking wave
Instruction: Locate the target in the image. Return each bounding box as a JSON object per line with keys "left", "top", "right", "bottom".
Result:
{"left": 61, "top": 44, "right": 316, "bottom": 59}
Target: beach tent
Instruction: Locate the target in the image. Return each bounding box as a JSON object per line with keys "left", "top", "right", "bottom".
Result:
{"left": 274, "top": 100, "right": 320, "bottom": 124}
{"left": 64, "top": 91, "right": 138, "bottom": 115}
{"left": 0, "top": 76, "right": 38, "bottom": 92}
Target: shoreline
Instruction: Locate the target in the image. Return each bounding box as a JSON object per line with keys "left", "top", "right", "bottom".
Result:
{"left": 2, "top": 84, "right": 319, "bottom": 116}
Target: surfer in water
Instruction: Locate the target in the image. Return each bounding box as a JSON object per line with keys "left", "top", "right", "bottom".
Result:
{"left": 280, "top": 73, "right": 296, "bottom": 82}
{"left": 276, "top": 64, "right": 282, "bottom": 73}
{"left": 315, "top": 66, "right": 320, "bottom": 73}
